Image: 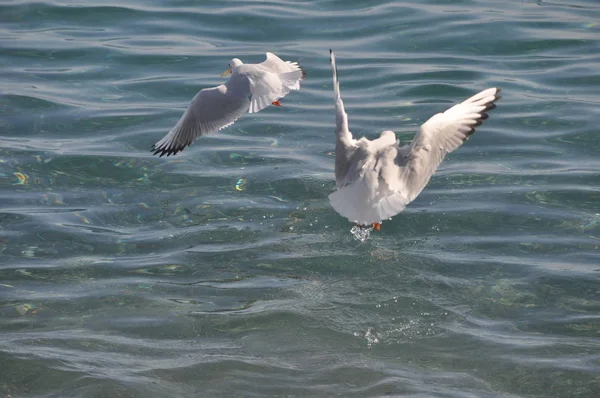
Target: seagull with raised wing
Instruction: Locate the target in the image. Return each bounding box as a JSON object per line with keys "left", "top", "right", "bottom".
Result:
{"left": 328, "top": 49, "right": 501, "bottom": 231}
{"left": 152, "top": 52, "right": 306, "bottom": 157}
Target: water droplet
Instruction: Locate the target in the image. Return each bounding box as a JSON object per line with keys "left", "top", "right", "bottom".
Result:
{"left": 350, "top": 225, "right": 373, "bottom": 242}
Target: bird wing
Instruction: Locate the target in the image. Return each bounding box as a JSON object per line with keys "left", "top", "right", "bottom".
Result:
{"left": 259, "top": 52, "right": 306, "bottom": 90}
{"left": 152, "top": 84, "right": 250, "bottom": 157}
{"left": 329, "top": 49, "right": 358, "bottom": 188}
{"left": 383, "top": 87, "right": 502, "bottom": 203}
{"left": 247, "top": 66, "right": 304, "bottom": 114}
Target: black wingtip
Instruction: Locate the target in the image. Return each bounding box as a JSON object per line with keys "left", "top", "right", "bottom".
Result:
{"left": 329, "top": 50, "right": 340, "bottom": 83}
{"left": 151, "top": 144, "right": 185, "bottom": 158}
{"left": 298, "top": 64, "right": 307, "bottom": 80}
{"left": 466, "top": 88, "right": 502, "bottom": 138}
{"left": 493, "top": 88, "right": 502, "bottom": 102}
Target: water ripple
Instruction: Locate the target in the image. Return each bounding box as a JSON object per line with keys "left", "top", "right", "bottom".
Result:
{"left": 1, "top": 0, "right": 600, "bottom": 397}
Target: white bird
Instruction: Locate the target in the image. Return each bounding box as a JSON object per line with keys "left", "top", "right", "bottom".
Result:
{"left": 328, "top": 50, "right": 501, "bottom": 230}
{"left": 152, "top": 52, "right": 306, "bottom": 157}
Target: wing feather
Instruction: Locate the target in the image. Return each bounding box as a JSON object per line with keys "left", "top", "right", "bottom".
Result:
{"left": 248, "top": 70, "right": 303, "bottom": 114}
{"left": 387, "top": 87, "right": 502, "bottom": 202}
{"left": 152, "top": 84, "right": 250, "bottom": 157}
{"left": 329, "top": 50, "right": 358, "bottom": 188}
{"left": 259, "top": 52, "right": 306, "bottom": 89}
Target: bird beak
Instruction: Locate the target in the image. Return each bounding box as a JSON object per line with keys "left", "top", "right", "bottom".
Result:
{"left": 220, "top": 66, "right": 232, "bottom": 78}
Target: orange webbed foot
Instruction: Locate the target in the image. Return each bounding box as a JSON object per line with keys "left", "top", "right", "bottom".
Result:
{"left": 271, "top": 100, "right": 281, "bottom": 107}
{"left": 372, "top": 222, "right": 381, "bottom": 231}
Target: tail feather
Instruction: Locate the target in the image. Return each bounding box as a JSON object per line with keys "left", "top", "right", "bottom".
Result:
{"left": 329, "top": 177, "right": 409, "bottom": 225}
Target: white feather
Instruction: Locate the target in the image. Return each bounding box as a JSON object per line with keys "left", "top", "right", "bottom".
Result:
{"left": 152, "top": 52, "right": 305, "bottom": 157}
{"left": 328, "top": 50, "right": 501, "bottom": 225}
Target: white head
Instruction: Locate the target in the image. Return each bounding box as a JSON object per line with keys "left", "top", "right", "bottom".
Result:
{"left": 221, "top": 58, "right": 244, "bottom": 77}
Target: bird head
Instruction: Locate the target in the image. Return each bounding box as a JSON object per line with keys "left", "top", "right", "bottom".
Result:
{"left": 221, "top": 58, "right": 243, "bottom": 77}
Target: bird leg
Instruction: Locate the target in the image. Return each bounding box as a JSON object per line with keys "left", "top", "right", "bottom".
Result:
{"left": 353, "top": 223, "right": 381, "bottom": 231}
{"left": 271, "top": 100, "right": 281, "bottom": 107}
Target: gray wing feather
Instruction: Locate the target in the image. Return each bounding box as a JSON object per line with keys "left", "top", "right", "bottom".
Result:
{"left": 386, "top": 87, "right": 501, "bottom": 202}
{"left": 330, "top": 50, "right": 357, "bottom": 187}
{"left": 152, "top": 84, "right": 250, "bottom": 157}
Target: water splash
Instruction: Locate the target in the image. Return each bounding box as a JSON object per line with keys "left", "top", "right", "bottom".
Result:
{"left": 350, "top": 225, "right": 374, "bottom": 242}
{"left": 354, "top": 327, "right": 380, "bottom": 347}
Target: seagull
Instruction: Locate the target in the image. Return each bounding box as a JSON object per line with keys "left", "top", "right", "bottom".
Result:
{"left": 152, "top": 52, "right": 306, "bottom": 157}
{"left": 328, "top": 50, "right": 501, "bottom": 231}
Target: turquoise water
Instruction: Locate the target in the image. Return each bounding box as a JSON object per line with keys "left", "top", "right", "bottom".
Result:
{"left": 1, "top": 0, "right": 600, "bottom": 396}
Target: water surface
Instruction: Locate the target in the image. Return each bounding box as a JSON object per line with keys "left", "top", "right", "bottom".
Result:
{"left": 1, "top": 0, "right": 600, "bottom": 397}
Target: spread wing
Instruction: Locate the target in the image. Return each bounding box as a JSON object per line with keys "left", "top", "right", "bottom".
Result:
{"left": 152, "top": 84, "right": 250, "bottom": 157}
{"left": 383, "top": 87, "right": 502, "bottom": 203}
